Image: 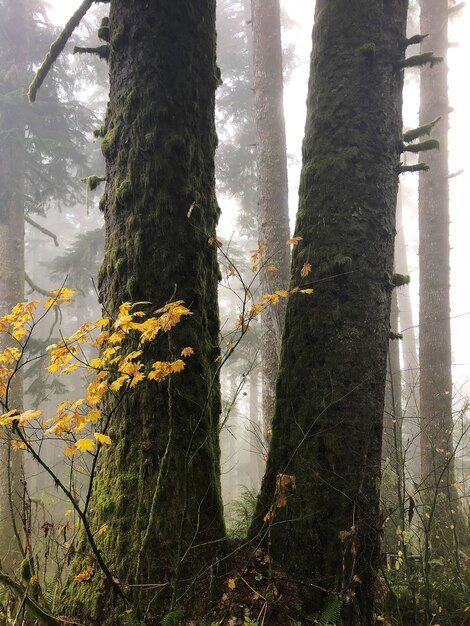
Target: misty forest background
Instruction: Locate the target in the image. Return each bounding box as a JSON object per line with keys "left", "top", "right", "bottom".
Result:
{"left": 0, "top": 0, "right": 468, "bottom": 625}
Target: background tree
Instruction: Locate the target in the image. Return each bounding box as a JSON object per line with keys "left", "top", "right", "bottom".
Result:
{"left": 418, "top": 0, "right": 467, "bottom": 553}
{"left": 252, "top": 0, "right": 291, "bottom": 434}
{"left": 252, "top": 1, "right": 409, "bottom": 623}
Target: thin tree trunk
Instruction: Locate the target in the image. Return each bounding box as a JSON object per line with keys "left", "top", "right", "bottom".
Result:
{"left": 395, "top": 191, "right": 421, "bottom": 480}
{"left": 418, "top": 0, "right": 467, "bottom": 552}
{"left": 0, "top": 0, "right": 29, "bottom": 571}
{"left": 252, "top": 0, "right": 290, "bottom": 434}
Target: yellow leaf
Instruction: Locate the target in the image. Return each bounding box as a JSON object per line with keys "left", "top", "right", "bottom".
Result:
{"left": 286, "top": 236, "right": 303, "bottom": 245}
{"left": 112, "top": 576, "right": 120, "bottom": 584}
{"left": 227, "top": 578, "right": 236, "bottom": 590}
{"left": 98, "top": 523, "right": 109, "bottom": 535}
{"left": 265, "top": 265, "right": 278, "bottom": 273}
{"left": 274, "top": 290, "right": 289, "bottom": 298}
{"left": 44, "top": 287, "right": 75, "bottom": 309}
{"left": 110, "top": 375, "right": 128, "bottom": 392}
{"left": 64, "top": 445, "right": 77, "bottom": 458}
{"left": 300, "top": 262, "right": 312, "bottom": 278}
{"left": 0, "top": 410, "right": 19, "bottom": 426}
{"left": 18, "top": 409, "right": 43, "bottom": 426}
{"left": 12, "top": 440, "right": 28, "bottom": 450}
{"left": 96, "top": 317, "right": 110, "bottom": 328}
{"left": 170, "top": 359, "right": 185, "bottom": 373}
{"left": 0, "top": 347, "right": 21, "bottom": 363}
{"left": 74, "top": 566, "right": 95, "bottom": 582}
{"left": 300, "top": 288, "right": 314, "bottom": 294}
{"left": 86, "top": 408, "right": 101, "bottom": 423}
{"left": 181, "top": 347, "right": 194, "bottom": 357}
{"left": 75, "top": 438, "right": 95, "bottom": 453}
{"left": 263, "top": 510, "right": 272, "bottom": 522}
{"left": 94, "top": 432, "right": 112, "bottom": 445}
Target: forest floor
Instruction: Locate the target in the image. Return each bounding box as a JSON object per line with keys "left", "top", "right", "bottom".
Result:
{"left": 212, "top": 540, "right": 317, "bottom": 626}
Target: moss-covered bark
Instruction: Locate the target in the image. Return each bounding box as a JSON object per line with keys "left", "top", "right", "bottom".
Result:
{"left": 418, "top": 0, "right": 468, "bottom": 553}
{"left": 61, "top": 2, "right": 225, "bottom": 624}
{"left": 251, "top": 1, "right": 408, "bottom": 623}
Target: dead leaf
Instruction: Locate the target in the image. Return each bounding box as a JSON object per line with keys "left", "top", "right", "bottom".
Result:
{"left": 276, "top": 473, "right": 296, "bottom": 508}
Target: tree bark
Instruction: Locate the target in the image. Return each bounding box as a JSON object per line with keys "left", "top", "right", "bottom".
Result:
{"left": 61, "top": 2, "right": 226, "bottom": 623}
{"left": 252, "top": 1, "right": 408, "bottom": 622}
{"left": 252, "top": 0, "right": 291, "bottom": 434}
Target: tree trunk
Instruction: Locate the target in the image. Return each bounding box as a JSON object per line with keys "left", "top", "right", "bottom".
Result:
{"left": 395, "top": 191, "right": 421, "bottom": 479}
{"left": 252, "top": 1, "right": 408, "bottom": 622}
{"left": 252, "top": 0, "right": 291, "bottom": 434}
{"left": 0, "top": 0, "right": 29, "bottom": 572}
{"left": 418, "top": 0, "right": 467, "bottom": 553}
{"left": 62, "top": 2, "right": 226, "bottom": 623}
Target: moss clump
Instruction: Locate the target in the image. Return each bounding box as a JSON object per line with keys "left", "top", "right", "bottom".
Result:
{"left": 101, "top": 124, "right": 119, "bottom": 159}
{"left": 94, "top": 125, "right": 106, "bottom": 138}
{"left": 399, "top": 52, "right": 443, "bottom": 68}
{"left": 403, "top": 117, "right": 440, "bottom": 143}
{"left": 399, "top": 163, "right": 430, "bottom": 174}
{"left": 116, "top": 179, "right": 132, "bottom": 205}
{"left": 98, "top": 17, "right": 110, "bottom": 42}
{"left": 391, "top": 273, "right": 410, "bottom": 287}
{"left": 81, "top": 175, "right": 106, "bottom": 191}
{"left": 403, "top": 138, "right": 439, "bottom": 153}
{"left": 73, "top": 45, "right": 110, "bottom": 60}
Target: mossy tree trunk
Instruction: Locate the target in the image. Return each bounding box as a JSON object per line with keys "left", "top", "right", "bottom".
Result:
{"left": 251, "top": 1, "right": 408, "bottom": 623}
{"left": 252, "top": 0, "right": 291, "bottom": 435}
{"left": 63, "top": 2, "right": 225, "bottom": 623}
{"left": 418, "top": 0, "right": 467, "bottom": 554}
{"left": 0, "top": 0, "right": 29, "bottom": 573}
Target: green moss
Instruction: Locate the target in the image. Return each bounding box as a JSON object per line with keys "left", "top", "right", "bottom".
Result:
{"left": 391, "top": 273, "right": 410, "bottom": 287}
{"left": 116, "top": 179, "right": 132, "bottom": 205}
{"left": 94, "top": 125, "right": 106, "bottom": 138}
{"left": 403, "top": 139, "right": 439, "bottom": 153}
{"left": 81, "top": 175, "right": 106, "bottom": 191}
{"left": 101, "top": 124, "right": 119, "bottom": 159}
{"left": 399, "top": 52, "right": 443, "bottom": 68}
{"left": 403, "top": 117, "right": 440, "bottom": 142}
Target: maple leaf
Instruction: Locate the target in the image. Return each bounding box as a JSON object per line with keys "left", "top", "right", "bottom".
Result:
{"left": 12, "top": 440, "right": 28, "bottom": 450}
{"left": 286, "top": 236, "right": 303, "bottom": 245}
{"left": 300, "top": 262, "right": 312, "bottom": 278}
{"left": 181, "top": 347, "right": 194, "bottom": 357}
{"left": 75, "top": 439, "right": 95, "bottom": 453}
{"left": 275, "top": 473, "right": 296, "bottom": 508}
{"left": 74, "top": 566, "right": 95, "bottom": 582}
{"left": 94, "top": 432, "right": 112, "bottom": 445}
{"left": 18, "top": 409, "right": 43, "bottom": 426}
{"left": 227, "top": 578, "right": 236, "bottom": 590}
{"left": 64, "top": 445, "right": 77, "bottom": 458}
{"left": 44, "top": 287, "right": 75, "bottom": 309}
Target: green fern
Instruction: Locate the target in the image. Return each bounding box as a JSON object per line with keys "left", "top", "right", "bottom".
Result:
{"left": 162, "top": 610, "right": 184, "bottom": 626}
{"left": 119, "top": 609, "right": 146, "bottom": 626}
{"left": 226, "top": 487, "right": 258, "bottom": 539}
{"left": 316, "top": 594, "right": 343, "bottom": 626}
